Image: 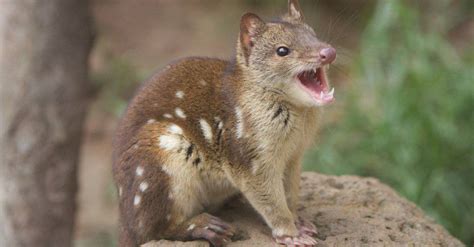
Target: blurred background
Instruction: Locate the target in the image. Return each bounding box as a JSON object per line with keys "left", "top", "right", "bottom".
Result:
{"left": 1, "top": 0, "right": 471, "bottom": 246}
{"left": 80, "top": 0, "right": 473, "bottom": 246}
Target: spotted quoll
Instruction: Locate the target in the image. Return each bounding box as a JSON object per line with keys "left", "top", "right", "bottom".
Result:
{"left": 113, "top": 0, "right": 337, "bottom": 246}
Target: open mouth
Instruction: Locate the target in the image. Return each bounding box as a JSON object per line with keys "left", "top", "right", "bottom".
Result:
{"left": 297, "top": 67, "right": 334, "bottom": 105}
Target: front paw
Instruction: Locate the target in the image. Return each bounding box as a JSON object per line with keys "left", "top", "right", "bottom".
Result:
{"left": 296, "top": 216, "right": 317, "bottom": 236}
{"left": 274, "top": 233, "right": 317, "bottom": 246}
{"left": 273, "top": 224, "right": 317, "bottom": 247}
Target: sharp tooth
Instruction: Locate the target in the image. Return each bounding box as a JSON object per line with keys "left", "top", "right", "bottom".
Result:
{"left": 329, "top": 87, "right": 335, "bottom": 96}
{"left": 320, "top": 91, "right": 324, "bottom": 98}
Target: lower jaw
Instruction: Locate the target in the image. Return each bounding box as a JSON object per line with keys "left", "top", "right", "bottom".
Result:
{"left": 312, "top": 93, "right": 335, "bottom": 105}
{"left": 313, "top": 97, "right": 334, "bottom": 106}
{"left": 309, "top": 97, "right": 334, "bottom": 107}
{"left": 297, "top": 83, "right": 335, "bottom": 106}
{"left": 283, "top": 84, "right": 333, "bottom": 108}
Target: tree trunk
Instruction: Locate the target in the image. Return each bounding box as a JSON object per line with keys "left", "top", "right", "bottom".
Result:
{"left": 0, "top": 0, "right": 93, "bottom": 246}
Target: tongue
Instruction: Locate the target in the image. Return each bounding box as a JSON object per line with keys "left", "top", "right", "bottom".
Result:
{"left": 297, "top": 68, "right": 335, "bottom": 104}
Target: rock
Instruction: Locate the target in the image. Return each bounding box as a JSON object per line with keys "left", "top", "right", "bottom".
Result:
{"left": 142, "top": 172, "right": 463, "bottom": 247}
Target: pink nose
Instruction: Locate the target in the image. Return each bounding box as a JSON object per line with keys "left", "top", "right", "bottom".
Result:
{"left": 319, "top": 47, "right": 336, "bottom": 65}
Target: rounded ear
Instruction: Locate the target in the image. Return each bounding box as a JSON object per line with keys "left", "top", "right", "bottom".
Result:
{"left": 240, "top": 13, "right": 265, "bottom": 62}
{"left": 288, "top": 0, "right": 304, "bottom": 21}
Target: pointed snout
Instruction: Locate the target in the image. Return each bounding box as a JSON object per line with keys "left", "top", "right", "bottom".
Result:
{"left": 319, "top": 47, "right": 336, "bottom": 65}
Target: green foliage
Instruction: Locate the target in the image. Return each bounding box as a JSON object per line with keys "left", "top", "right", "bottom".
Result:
{"left": 304, "top": 1, "right": 474, "bottom": 244}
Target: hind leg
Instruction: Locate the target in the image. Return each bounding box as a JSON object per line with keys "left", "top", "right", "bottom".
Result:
{"left": 114, "top": 121, "right": 192, "bottom": 246}
{"left": 154, "top": 122, "right": 237, "bottom": 245}
{"left": 115, "top": 120, "right": 236, "bottom": 246}
{"left": 114, "top": 145, "right": 174, "bottom": 246}
{"left": 166, "top": 213, "right": 236, "bottom": 247}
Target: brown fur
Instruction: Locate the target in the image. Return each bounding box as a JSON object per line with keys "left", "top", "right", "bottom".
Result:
{"left": 113, "top": 1, "right": 335, "bottom": 246}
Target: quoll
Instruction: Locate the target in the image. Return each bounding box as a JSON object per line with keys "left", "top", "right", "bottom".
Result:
{"left": 113, "top": 0, "right": 337, "bottom": 246}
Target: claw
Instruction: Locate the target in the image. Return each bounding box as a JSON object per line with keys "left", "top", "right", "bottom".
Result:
{"left": 296, "top": 217, "right": 317, "bottom": 236}
{"left": 188, "top": 214, "right": 235, "bottom": 247}
{"left": 274, "top": 232, "right": 317, "bottom": 246}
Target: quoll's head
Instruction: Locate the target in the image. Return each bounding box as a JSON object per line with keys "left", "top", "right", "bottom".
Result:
{"left": 237, "top": 0, "right": 336, "bottom": 107}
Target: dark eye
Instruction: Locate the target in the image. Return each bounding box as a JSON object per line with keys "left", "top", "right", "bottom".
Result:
{"left": 276, "top": 46, "right": 290, "bottom": 56}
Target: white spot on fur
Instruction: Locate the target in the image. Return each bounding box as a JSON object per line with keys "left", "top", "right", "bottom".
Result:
{"left": 134, "top": 195, "right": 141, "bottom": 206}
{"left": 187, "top": 224, "right": 196, "bottom": 231}
{"left": 161, "top": 166, "right": 172, "bottom": 176}
{"left": 147, "top": 119, "right": 156, "bottom": 124}
{"left": 176, "top": 91, "right": 184, "bottom": 99}
{"left": 136, "top": 166, "right": 144, "bottom": 177}
{"left": 168, "top": 193, "right": 174, "bottom": 199}
{"left": 133, "top": 144, "right": 139, "bottom": 149}
{"left": 235, "top": 107, "right": 244, "bottom": 138}
{"left": 139, "top": 181, "right": 149, "bottom": 192}
{"left": 159, "top": 135, "right": 182, "bottom": 151}
{"left": 199, "top": 119, "right": 213, "bottom": 142}
{"left": 166, "top": 214, "right": 171, "bottom": 221}
{"left": 273, "top": 228, "right": 286, "bottom": 237}
{"left": 163, "top": 113, "right": 173, "bottom": 119}
{"left": 168, "top": 124, "right": 183, "bottom": 135}
{"left": 199, "top": 79, "right": 207, "bottom": 86}
{"left": 175, "top": 108, "right": 186, "bottom": 119}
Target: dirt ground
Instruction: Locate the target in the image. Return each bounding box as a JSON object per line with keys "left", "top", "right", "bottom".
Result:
{"left": 75, "top": 1, "right": 363, "bottom": 246}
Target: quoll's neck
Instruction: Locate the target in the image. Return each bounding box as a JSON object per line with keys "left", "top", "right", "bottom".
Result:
{"left": 221, "top": 59, "right": 319, "bottom": 145}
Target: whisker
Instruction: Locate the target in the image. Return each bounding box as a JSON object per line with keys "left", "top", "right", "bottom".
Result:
{"left": 328, "top": 8, "right": 364, "bottom": 44}
{"left": 326, "top": 5, "right": 352, "bottom": 43}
